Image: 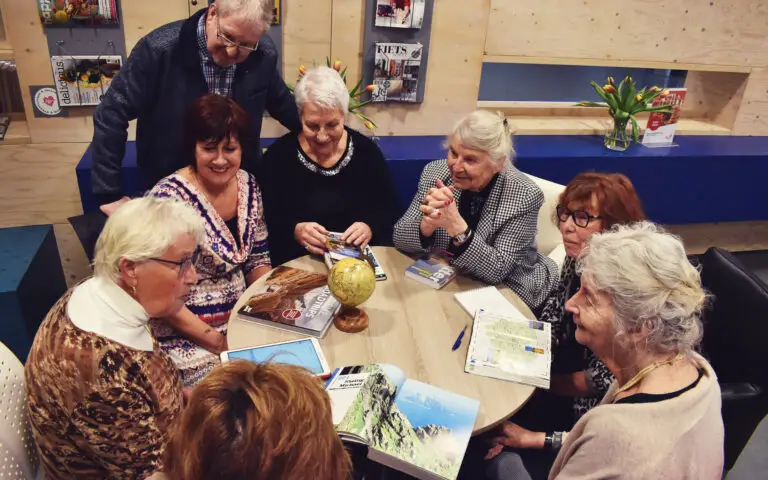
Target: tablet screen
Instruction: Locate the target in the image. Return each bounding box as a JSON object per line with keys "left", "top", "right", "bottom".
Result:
{"left": 227, "top": 339, "right": 325, "bottom": 375}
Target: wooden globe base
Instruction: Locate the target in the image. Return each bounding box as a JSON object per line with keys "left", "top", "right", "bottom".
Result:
{"left": 333, "top": 306, "right": 369, "bottom": 333}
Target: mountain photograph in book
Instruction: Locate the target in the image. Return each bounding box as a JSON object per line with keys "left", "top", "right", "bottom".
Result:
{"left": 372, "top": 43, "right": 423, "bottom": 103}
{"left": 327, "top": 364, "right": 478, "bottom": 479}
{"left": 238, "top": 267, "right": 340, "bottom": 337}
{"left": 375, "top": 0, "right": 426, "bottom": 29}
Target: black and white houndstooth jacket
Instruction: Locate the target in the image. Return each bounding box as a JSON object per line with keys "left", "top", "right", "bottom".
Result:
{"left": 393, "top": 160, "right": 558, "bottom": 311}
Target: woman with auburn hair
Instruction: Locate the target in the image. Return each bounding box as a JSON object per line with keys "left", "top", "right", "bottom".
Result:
{"left": 473, "top": 173, "right": 646, "bottom": 479}
{"left": 149, "top": 93, "right": 271, "bottom": 387}
{"left": 149, "top": 361, "right": 351, "bottom": 480}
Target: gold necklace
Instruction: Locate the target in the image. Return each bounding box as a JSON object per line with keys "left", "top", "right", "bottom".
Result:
{"left": 612, "top": 353, "right": 684, "bottom": 400}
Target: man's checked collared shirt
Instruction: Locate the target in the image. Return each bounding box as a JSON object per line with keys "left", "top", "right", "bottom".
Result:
{"left": 196, "top": 13, "right": 236, "bottom": 97}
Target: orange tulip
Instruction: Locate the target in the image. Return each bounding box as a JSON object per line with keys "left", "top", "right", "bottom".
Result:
{"left": 661, "top": 89, "right": 670, "bottom": 95}
{"left": 364, "top": 84, "right": 376, "bottom": 93}
{"left": 333, "top": 60, "right": 342, "bottom": 72}
{"left": 603, "top": 85, "right": 616, "bottom": 94}
{"left": 607, "top": 76, "right": 615, "bottom": 85}
{"left": 650, "top": 86, "right": 660, "bottom": 92}
{"left": 635, "top": 94, "right": 643, "bottom": 102}
{"left": 364, "top": 121, "right": 375, "bottom": 130}
{"left": 298, "top": 65, "right": 306, "bottom": 76}
{"left": 624, "top": 75, "right": 632, "bottom": 84}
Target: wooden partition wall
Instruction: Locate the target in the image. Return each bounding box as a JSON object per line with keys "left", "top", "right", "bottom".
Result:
{"left": 1, "top": 0, "right": 766, "bottom": 143}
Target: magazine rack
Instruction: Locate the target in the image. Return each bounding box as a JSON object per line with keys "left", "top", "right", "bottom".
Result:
{"left": 361, "top": 0, "right": 435, "bottom": 104}
{"left": 52, "top": 39, "right": 120, "bottom": 106}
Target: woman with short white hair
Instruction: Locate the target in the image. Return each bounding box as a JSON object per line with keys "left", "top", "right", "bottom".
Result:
{"left": 394, "top": 110, "right": 557, "bottom": 311}
{"left": 485, "top": 222, "right": 724, "bottom": 480}
{"left": 25, "top": 196, "right": 204, "bottom": 479}
{"left": 257, "top": 65, "right": 399, "bottom": 265}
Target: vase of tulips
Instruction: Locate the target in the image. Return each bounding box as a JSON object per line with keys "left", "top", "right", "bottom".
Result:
{"left": 286, "top": 58, "right": 378, "bottom": 131}
{"left": 576, "top": 76, "right": 673, "bottom": 152}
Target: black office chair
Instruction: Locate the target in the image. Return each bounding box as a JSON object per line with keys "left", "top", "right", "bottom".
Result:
{"left": 698, "top": 247, "right": 768, "bottom": 471}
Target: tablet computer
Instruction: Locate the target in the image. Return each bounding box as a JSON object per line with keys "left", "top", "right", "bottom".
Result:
{"left": 220, "top": 338, "right": 332, "bottom": 378}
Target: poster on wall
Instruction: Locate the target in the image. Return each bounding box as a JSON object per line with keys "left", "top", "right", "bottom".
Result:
{"left": 372, "top": 43, "right": 423, "bottom": 103}
{"left": 642, "top": 88, "right": 687, "bottom": 147}
{"left": 38, "top": 0, "right": 120, "bottom": 28}
{"left": 375, "top": 0, "right": 426, "bottom": 29}
{"left": 50, "top": 55, "right": 123, "bottom": 106}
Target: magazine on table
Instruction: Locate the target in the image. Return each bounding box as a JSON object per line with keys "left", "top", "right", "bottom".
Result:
{"left": 238, "top": 266, "right": 341, "bottom": 338}
{"left": 465, "top": 309, "right": 552, "bottom": 389}
{"left": 326, "top": 363, "right": 479, "bottom": 480}
{"left": 405, "top": 254, "right": 456, "bottom": 289}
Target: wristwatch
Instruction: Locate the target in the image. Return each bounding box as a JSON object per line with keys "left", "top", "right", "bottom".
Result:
{"left": 451, "top": 227, "right": 472, "bottom": 246}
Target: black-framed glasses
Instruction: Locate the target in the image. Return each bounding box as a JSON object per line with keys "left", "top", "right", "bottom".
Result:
{"left": 149, "top": 248, "right": 201, "bottom": 276}
{"left": 556, "top": 205, "right": 602, "bottom": 228}
{"left": 216, "top": 15, "right": 259, "bottom": 52}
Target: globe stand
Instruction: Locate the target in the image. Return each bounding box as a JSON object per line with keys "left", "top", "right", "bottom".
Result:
{"left": 333, "top": 306, "right": 369, "bottom": 333}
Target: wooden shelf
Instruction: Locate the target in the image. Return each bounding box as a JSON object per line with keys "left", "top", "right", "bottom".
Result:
{"left": 497, "top": 116, "right": 731, "bottom": 136}
{"left": 0, "top": 39, "right": 12, "bottom": 61}
{"left": 482, "top": 55, "right": 753, "bottom": 74}
{"left": 1, "top": 119, "right": 31, "bottom": 145}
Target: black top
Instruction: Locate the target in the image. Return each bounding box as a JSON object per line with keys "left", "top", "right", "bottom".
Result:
{"left": 91, "top": 7, "right": 301, "bottom": 204}
{"left": 256, "top": 128, "right": 400, "bottom": 265}
{"left": 615, "top": 368, "right": 705, "bottom": 405}
{"left": 224, "top": 216, "right": 240, "bottom": 249}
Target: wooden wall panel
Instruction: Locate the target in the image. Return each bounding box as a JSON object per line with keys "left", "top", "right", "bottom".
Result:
{"left": 485, "top": 0, "right": 768, "bottom": 68}
{"left": 732, "top": 68, "right": 768, "bottom": 135}
{"left": 683, "top": 71, "right": 749, "bottom": 130}
{"left": 122, "top": 0, "right": 189, "bottom": 54}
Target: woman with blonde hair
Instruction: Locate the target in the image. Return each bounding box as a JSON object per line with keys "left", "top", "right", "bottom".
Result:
{"left": 25, "top": 196, "right": 204, "bottom": 479}
{"left": 485, "top": 222, "right": 724, "bottom": 479}
{"left": 152, "top": 361, "right": 351, "bottom": 480}
{"left": 394, "top": 110, "right": 557, "bottom": 311}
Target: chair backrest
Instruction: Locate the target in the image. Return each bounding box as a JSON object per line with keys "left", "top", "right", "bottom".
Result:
{"left": 523, "top": 174, "right": 565, "bottom": 259}
{"left": 0, "top": 342, "right": 39, "bottom": 479}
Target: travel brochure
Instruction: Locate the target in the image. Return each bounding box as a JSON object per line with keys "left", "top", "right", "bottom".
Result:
{"left": 326, "top": 364, "right": 479, "bottom": 480}
{"left": 642, "top": 88, "right": 687, "bottom": 147}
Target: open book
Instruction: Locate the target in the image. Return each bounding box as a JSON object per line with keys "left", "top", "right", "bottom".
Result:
{"left": 326, "top": 364, "right": 479, "bottom": 480}
{"left": 465, "top": 310, "right": 552, "bottom": 389}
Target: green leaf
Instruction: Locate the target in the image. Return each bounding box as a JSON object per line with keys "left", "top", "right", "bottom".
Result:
{"left": 326, "top": 56, "right": 331, "bottom": 67}
{"left": 630, "top": 115, "right": 640, "bottom": 143}
{"left": 348, "top": 77, "right": 364, "bottom": 97}
{"left": 616, "top": 78, "right": 626, "bottom": 104}
{"left": 638, "top": 104, "right": 674, "bottom": 113}
{"left": 621, "top": 81, "right": 636, "bottom": 111}
{"left": 590, "top": 81, "right": 611, "bottom": 102}
{"left": 340, "top": 66, "right": 348, "bottom": 83}
{"left": 574, "top": 101, "right": 609, "bottom": 108}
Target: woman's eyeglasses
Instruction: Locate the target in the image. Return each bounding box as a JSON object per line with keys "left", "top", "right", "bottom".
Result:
{"left": 216, "top": 16, "right": 259, "bottom": 52}
{"left": 556, "top": 205, "right": 601, "bottom": 228}
{"left": 149, "top": 248, "right": 201, "bottom": 276}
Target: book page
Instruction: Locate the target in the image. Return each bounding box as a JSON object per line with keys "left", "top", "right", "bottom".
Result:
{"left": 326, "top": 364, "right": 406, "bottom": 438}
{"left": 372, "top": 379, "right": 479, "bottom": 479}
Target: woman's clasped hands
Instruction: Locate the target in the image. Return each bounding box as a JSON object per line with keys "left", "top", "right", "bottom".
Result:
{"left": 419, "top": 179, "right": 467, "bottom": 238}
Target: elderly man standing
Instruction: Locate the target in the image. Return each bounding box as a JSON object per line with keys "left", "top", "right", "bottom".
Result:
{"left": 92, "top": 0, "right": 300, "bottom": 213}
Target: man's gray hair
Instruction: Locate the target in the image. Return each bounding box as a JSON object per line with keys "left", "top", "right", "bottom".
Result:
{"left": 216, "top": 0, "right": 274, "bottom": 31}
{"left": 577, "top": 221, "right": 706, "bottom": 355}
{"left": 93, "top": 196, "right": 205, "bottom": 283}
{"left": 447, "top": 110, "right": 514, "bottom": 168}
{"left": 294, "top": 66, "right": 350, "bottom": 114}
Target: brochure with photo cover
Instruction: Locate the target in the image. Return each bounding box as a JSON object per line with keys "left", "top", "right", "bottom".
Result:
{"left": 374, "top": 0, "right": 426, "bottom": 29}
{"left": 326, "top": 364, "right": 479, "bottom": 480}
{"left": 324, "top": 232, "right": 387, "bottom": 281}
{"left": 372, "top": 43, "right": 423, "bottom": 103}
{"left": 238, "top": 266, "right": 341, "bottom": 338}
{"left": 642, "top": 88, "right": 687, "bottom": 147}
{"left": 38, "top": 0, "right": 120, "bottom": 27}
{"left": 50, "top": 55, "right": 122, "bottom": 106}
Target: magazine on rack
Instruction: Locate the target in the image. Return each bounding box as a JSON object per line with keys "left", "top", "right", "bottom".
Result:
{"left": 374, "top": 0, "right": 426, "bottom": 29}
{"left": 372, "top": 43, "right": 423, "bottom": 103}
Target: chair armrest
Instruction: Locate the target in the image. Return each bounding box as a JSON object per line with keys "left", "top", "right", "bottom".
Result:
{"left": 720, "top": 382, "right": 762, "bottom": 402}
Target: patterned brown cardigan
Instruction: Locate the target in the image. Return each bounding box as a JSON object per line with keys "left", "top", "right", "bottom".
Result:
{"left": 25, "top": 289, "right": 184, "bottom": 480}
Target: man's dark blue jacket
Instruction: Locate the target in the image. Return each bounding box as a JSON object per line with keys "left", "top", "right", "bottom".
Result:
{"left": 91, "top": 8, "right": 300, "bottom": 204}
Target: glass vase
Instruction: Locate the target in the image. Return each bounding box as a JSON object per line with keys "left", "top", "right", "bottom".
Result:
{"left": 604, "top": 118, "right": 631, "bottom": 152}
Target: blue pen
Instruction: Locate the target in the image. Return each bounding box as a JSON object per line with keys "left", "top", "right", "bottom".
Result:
{"left": 452, "top": 325, "right": 468, "bottom": 351}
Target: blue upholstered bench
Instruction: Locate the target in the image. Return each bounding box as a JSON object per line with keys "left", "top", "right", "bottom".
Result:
{"left": 0, "top": 225, "right": 67, "bottom": 361}
{"left": 76, "top": 135, "right": 768, "bottom": 224}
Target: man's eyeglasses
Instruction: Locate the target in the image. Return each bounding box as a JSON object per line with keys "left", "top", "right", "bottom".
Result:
{"left": 216, "top": 16, "right": 259, "bottom": 52}
{"left": 556, "top": 205, "right": 602, "bottom": 228}
{"left": 149, "top": 248, "right": 201, "bottom": 276}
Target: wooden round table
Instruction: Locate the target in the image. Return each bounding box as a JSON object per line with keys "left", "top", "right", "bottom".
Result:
{"left": 228, "top": 246, "right": 535, "bottom": 434}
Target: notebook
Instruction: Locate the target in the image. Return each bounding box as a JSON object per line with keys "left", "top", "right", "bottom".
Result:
{"left": 454, "top": 286, "right": 518, "bottom": 318}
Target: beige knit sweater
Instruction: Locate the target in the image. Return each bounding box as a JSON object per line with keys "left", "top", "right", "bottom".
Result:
{"left": 549, "top": 354, "right": 724, "bottom": 480}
